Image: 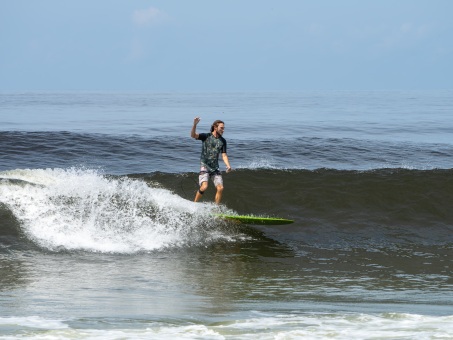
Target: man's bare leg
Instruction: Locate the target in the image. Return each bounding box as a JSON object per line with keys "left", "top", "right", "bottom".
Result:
{"left": 214, "top": 184, "right": 224, "bottom": 205}
{"left": 194, "top": 182, "right": 208, "bottom": 202}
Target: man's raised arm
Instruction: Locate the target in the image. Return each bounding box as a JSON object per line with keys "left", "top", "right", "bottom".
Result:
{"left": 191, "top": 117, "right": 201, "bottom": 139}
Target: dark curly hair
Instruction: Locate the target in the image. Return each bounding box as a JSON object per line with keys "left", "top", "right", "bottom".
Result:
{"left": 210, "top": 120, "right": 224, "bottom": 132}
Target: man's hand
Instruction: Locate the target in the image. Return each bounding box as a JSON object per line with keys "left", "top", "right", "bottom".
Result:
{"left": 191, "top": 117, "right": 201, "bottom": 139}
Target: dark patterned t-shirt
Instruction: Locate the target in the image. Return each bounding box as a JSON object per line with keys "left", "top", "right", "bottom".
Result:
{"left": 197, "top": 133, "right": 227, "bottom": 173}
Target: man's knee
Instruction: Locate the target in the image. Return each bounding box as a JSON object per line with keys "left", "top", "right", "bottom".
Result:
{"left": 199, "top": 181, "right": 208, "bottom": 191}
{"left": 216, "top": 185, "right": 224, "bottom": 193}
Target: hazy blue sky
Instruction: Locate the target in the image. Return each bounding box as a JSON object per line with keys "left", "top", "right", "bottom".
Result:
{"left": 1, "top": 1, "right": 452, "bottom": 91}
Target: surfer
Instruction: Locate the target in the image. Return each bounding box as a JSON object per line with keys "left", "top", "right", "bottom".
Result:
{"left": 191, "top": 117, "right": 232, "bottom": 204}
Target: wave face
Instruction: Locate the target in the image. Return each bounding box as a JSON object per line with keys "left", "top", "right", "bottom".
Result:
{"left": 1, "top": 167, "right": 452, "bottom": 253}
{"left": 154, "top": 168, "right": 453, "bottom": 226}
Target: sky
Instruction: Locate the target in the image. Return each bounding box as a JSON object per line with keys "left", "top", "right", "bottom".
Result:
{"left": 1, "top": 0, "right": 452, "bottom": 91}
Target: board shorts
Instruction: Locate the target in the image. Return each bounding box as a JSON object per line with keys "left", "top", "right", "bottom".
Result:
{"left": 199, "top": 166, "right": 223, "bottom": 187}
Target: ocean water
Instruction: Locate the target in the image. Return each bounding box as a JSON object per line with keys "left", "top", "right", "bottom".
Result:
{"left": 0, "top": 91, "right": 452, "bottom": 339}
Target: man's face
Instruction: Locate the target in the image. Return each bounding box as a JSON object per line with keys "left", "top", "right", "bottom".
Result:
{"left": 216, "top": 123, "right": 225, "bottom": 136}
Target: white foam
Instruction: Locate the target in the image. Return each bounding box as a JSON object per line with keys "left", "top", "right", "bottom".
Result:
{"left": 0, "top": 316, "right": 68, "bottom": 329}
{"left": 0, "top": 168, "right": 233, "bottom": 253}
{"left": 0, "top": 323, "right": 224, "bottom": 340}
{"left": 1, "top": 313, "right": 452, "bottom": 339}
{"left": 218, "top": 312, "right": 453, "bottom": 339}
{"left": 237, "top": 157, "right": 281, "bottom": 170}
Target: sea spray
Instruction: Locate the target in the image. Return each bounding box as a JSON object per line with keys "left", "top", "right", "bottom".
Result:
{"left": 0, "top": 168, "right": 238, "bottom": 253}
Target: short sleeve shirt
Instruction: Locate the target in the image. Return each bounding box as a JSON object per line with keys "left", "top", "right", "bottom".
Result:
{"left": 198, "top": 133, "right": 227, "bottom": 173}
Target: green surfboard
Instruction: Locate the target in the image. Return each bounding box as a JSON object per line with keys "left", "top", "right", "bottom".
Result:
{"left": 216, "top": 214, "right": 294, "bottom": 225}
